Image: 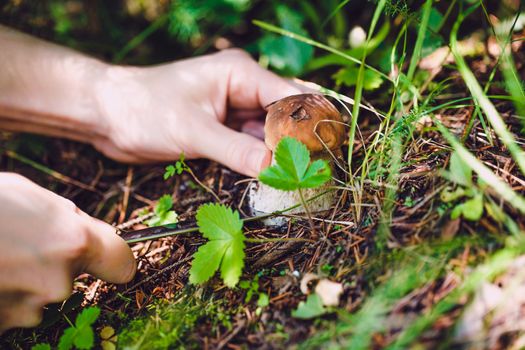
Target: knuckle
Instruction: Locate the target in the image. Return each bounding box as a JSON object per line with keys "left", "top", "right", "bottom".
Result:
{"left": 225, "top": 138, "right": 250, "bottom": 171}
{"left": 64, "top": 226, "right": 91, "bottom": 261}
{"left": 42, "top": 278, "right": 73, "bottom": 304}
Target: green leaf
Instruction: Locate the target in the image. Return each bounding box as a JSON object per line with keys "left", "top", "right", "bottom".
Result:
{"left": 274, "top": 137, "right": 310, "bottom": 181}
{"left": 75, "top": 307, "right": 100, "bottom": 327}
{"left": 155, "top": 195, "right": 173, "bottom": 215}
{"left": 164, "top": 165, "right": 176, "bottom": 180}
{"left": 32, "top": 344, "right": 52, "bottom": 350}
{"left": 449, "top": 151, "right": 472, "bottom": 186}
{"left": 189, "top": 240, "right": 227, "bottom": 285}
{"left": 300, "top": 159, "right": 332, "bottom": 189}
{"left": 450, "top": 203, "right": 464, "bottom": 220}
{"left": 58, "top": 328, "right": 75, "bottom": 350}
{"left": 220, "top": 236, "right": 245, "bottom": 287}
{"left": 462, "top": 194, "right": 484, "bottom": 221}
{"left": 74, "top": 326, "right": 95, "bottom": 350}
{"left": 440, "top": 186, "right": 466, "bottom": 202}
{"left": 58, "top": 307, "right": 100, "bottom": 350}
{"left": 257, "top": 4, "right": 313, "bottom": 75}
{"left": 257, "top": 293, "right": 270, "bottom": 308}
{"left": 292, "top": 294, "right": 327, "bottom": 319}
{"left": 333, "top": 66, "right": 384, "bottom": 91}
{"left": 258, "top": 137, "right": 331, "bottom": 191}
{"left": 258, "top": 166, "right": 298, "bottom": 191}
{"left": 190, "top": 204, "right": 245, "bottom": 287}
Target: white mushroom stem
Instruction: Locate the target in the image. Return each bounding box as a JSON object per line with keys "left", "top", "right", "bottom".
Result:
{"left": 248, "top": 155, "right": 336, "bottom": 227}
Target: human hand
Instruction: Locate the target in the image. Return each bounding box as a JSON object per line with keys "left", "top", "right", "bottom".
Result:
{"left": 0, "top": 173, "right": 136, "bottom": 332}
{"left": 92, "top": 49, "right": 305, "bottom": 177}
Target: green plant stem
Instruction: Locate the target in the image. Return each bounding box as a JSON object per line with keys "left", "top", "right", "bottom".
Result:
{"left": 297, "top": 188, "right": 317, "bottom": 236}
{"left": 124, "top": 189, "right": 334, "bottom": 243}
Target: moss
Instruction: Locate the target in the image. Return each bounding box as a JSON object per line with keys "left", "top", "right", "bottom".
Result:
{"left": 118, "top": 290, "right": 238, "bottom": 350}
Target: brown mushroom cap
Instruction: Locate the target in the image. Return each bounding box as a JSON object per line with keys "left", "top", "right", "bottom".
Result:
{"left": 264, "top": 94, "right": 346, "bottom": 152}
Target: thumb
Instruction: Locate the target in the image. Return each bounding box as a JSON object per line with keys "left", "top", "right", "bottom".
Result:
{"left": 82, "top": 216, "right": 136, "bottom": 284}
{"left": 194, "top": 122, "right": 271, "bottom": 177}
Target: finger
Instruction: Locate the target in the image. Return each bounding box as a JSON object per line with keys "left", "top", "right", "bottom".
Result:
{"left": 219, "top": 49, "right": 304, "bottom": 109}
{"left": 241, "top": 120, "right": 265, "bottom": 140}
{"left": 193, "top": 122, "right": 271, "bottom": 177}
{"left": 82, "top": 216, "right": 136, "bottom": 284}
{"left": 92, "top": 138, "right": 156, "bottom": 164}
{"left": 228, "top": 108, "right": 265, "bottom": 120}
{"left": 0, "top": 302, "right": 43, "bottom": 331}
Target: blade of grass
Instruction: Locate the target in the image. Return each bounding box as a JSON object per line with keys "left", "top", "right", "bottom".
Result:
{"left": 450, "top": 6, "right": 525, "bottom": 175}
{"left": 435, "top": 119, "right": 525, "bottom": 214}
{"left": 406, "top": 0, "right": 433, "bottom": 82}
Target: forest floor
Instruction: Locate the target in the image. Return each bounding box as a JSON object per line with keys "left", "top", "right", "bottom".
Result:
{"left": 2, "top": 3, "right": 525, "bottom": 349}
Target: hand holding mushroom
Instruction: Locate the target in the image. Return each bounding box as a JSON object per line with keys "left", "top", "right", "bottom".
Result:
{"left": 249, "top": 94, "right": 346, "bottom": 226}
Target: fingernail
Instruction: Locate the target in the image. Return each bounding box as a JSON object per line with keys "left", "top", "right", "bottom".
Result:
{"left": 249, "top": 146, "right": 271, "bottom": 177}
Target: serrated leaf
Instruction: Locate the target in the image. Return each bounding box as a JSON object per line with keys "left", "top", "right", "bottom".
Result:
{"left": 164, "top": 165, "right": 176, "bottom": 180}
{"left": 189, "top": 240, "right": 227, "bottom": 284}
{"left": 32, "top": 344, "right": 52, "bottom": 350}
{"left": 74, "top": 326, "right": 94, "bottom": 350}
{"left": 450, "top": 151, "right": 472, "bottom": 186}
{"left": 258, "top": 137, "right": 331, "bottom": 191}
{"left": 75, "top": 307, "right": 100, "bottom": 327}
{"left": 274, "top": 137, "right": 310, "bottom": 181}
{"left": 195, "top": 203, "right": 243, "bottom": 240}
{"left": 299, "top": 159, "right": 332, "bottom": 189}
{"left": 292, "top": 294, "right": 327, "bottom": 319}
{"left": 258, "top": 166, "right": 298, "bottom": 191}
{"left": 190, "top": 204, "right": 245, "bottom": 287}
{"left": 58, "top": 327, "right": 75, "bottom": 350}
{"left": 220, "top": 237, "right": 245, "bottom": 287}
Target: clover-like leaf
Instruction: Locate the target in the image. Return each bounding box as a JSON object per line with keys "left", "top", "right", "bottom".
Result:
{"left": 259, "top": 137, "right": 331, "bottom": 191}
{"left": 189, "top": 204, "right": 245, "bottom": 288}
{"left": 58, "top": 307, "right": 100, "bottom": 350}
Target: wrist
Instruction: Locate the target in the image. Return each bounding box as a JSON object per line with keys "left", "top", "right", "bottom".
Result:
{"left": 0, "top": 26, "right": 110, "bottom": 143}
{"left": 91, "top": 64, "right": 149, "bottom": 141}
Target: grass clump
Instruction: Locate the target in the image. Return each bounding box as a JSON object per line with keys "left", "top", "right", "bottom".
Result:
{"left": 118, "top": 292, "right": 238, "bottom": 350}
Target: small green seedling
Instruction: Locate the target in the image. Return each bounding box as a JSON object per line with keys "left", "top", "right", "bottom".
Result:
{"left": 189, "top": 204, "right": 245, "bottom": 288}
{"left": 441, "top": 151, "right": 484, "bottom": 221}
{"left": 58, "top": 306, "right": 101, "bottom": 350}
{"left": 239, "top": 275, "right": 270, "bottom": 315}
{"left": 292, "top": 294, "right": 327, "bottom": 319}
{"left": 258, "top": 137, "right": 331, "bottom": 191}
{"left": 164, "top": 153, "right": 189, "bottom": 179}
{"left": 146, "top": 194, "right": 178, "bottom": 227}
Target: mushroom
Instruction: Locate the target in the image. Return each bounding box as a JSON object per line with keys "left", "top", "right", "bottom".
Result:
{"left": 248, "top": 93, "right": 346, "bottom": 226}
